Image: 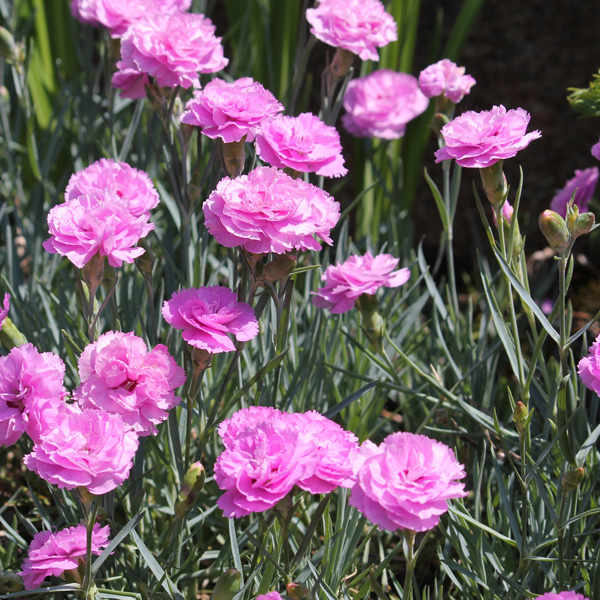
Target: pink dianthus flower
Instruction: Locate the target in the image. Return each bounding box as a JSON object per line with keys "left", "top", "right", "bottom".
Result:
{"left": 43, "top": 191, "right": 154, "bottom": 268}
{"left": 256, "top": 112, "right": 347, "bottom": 177}
{"left": 66, "top": 159, "right": 159, "bottom": 218}
{"left": 73, "top": 331, "right": 185, "bottom": 436}
{"left": 162, "top": 286, "right": 259, "bottom": 354}
{"left": 70, "top": 0, "right": 191, "bottom": 37}
{"left": 434, "top": 105, "right": 542, "bottom": 168}
{"left": 112, "top": 12, "right": 228, "bottom": 97}
{"left": 342, "top": 70, "right": 428, "bottom": 139}
{"left": 592, "top": 139, "right": 600, "bottom": 161}
{"left": 306, "top": 0, "right": 397, "bottom": 61}
{"left": 181, "top": 78, "right": 284, "bottom": 143}
{"left": 418, "top": 58, "right": 476, "bottom": 103}
{"left": 203, "top": 167, "right": 340, "bottom": 254}
{"left": 19, "top": 523, "right": 110, "bottom": 590}
{"left": 0, "top": 293, "right": 9, "bottom": 330}
{"left": 312, "top": 252, "right": 410, "bottom": 314}
{"left": 349, "top": 432, "right": 468, "bottom": 532}
{"left": 578, "top": 333, "right": 600, "bottom": 397}
{"left": 533, "top": 593, "right": 589, "bottom": 600}
{"left": 0, "top": 344, "right": 67, "bottom": 447}
{"left": 550, "top": 167, "right": 599, "bottom": 217}
{"left": 218, "top": 406, "right": 283, "bottom": 448}
{"left": 24, "top": 406, "right": 139, "bottom": 495}
{"left": 111, "top": 67, "right": 150, "bottom": 100}
{"left": 257, "top": 594, "right": 284, "bottom": 600}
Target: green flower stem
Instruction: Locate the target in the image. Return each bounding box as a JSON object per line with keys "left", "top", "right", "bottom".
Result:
{"left": 442, "top": 158, "right": 460, "bottom": 328}
{"left": 402, "top": 530, "right": 416, "bottom": 600}
{"left": 557, "top": 491, "right": 568, "bottom": 590}
{"left": 82, "top": 501, "right": 99, "bottom": 597}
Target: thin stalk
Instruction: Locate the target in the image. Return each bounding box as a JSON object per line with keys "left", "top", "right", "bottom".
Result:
{"left": 557, "top": 492, "right": 568, "bottom": 590}
{"left": 402, "top": 530, "right": 416, "bottom": 600}
{"left": 442, "top": 159, "right": 460, "bottom": 325}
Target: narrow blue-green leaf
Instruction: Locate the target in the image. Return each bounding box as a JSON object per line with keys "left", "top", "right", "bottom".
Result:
{"left": 324, "top": 381, "right": 377, "bottom": 419}
{"left": 447, "top": 505, "right": 518, "bottom": 547}
{"left": 576, "top": 421, "right": 600, "bottom": 465}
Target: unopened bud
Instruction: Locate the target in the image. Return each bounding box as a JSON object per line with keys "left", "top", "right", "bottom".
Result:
{"left": 263, "top": 254, "right": 297, "bottom": 283}
{"left": 539, "top": 210, "right": 570, "bottom": 252}
{"left": 135, "top": 241, "right": 154, "bottom": 278}
{"left": 0, "top": 27, "right": 18, "bottom": 63}
{"left": 82, "top": 253, "right": 105, "bottom": 298}
{"left": 326, "top": 47, "right": 355, "bottom": 95}
{"left": 562, "top": 466, "right": 584, "bottom": 491}
{"left": 479, "top": 162, "right": 508, "bottom": 206}
{"left": 573, "top": 211, "right": 595, "bottom": 237}
{"left": 0, "top": 318, "right": 28, "bottom": 350}
{"left": 512, "top": 401, "right": 530, "bottom": 433}
{"left": 0, "top": 570, "right": 23, "bottom": 594}
{"left": 191, "top": 347, "right": 212, "bottom": 374}
{"left": 221, "top": 138, "right": 246, "bottom": 178}
{"left": 175, "top": 462, "right": 205, "bottom": 519}
{"left": 212, "top": 569, "right": 241, "bottom": 600}
{"left": 357, "top": 293, "right": 384, "bottom": 351}
{"left": 286, "top": 582, "right": 309, "bottom": 600}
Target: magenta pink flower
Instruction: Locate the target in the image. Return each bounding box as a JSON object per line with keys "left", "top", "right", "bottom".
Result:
{"left": 256, "top": 594, "right": 283, "bottom": 600}
{"left": 70, "top": 0, "right": 191, "bottom": 36}
{"left": 550, "top": 167, "right": 599, "bottom": 217}
{"left": 112, "top": 12, "right": 228, "bottom": 97}
{"left": 218, "top": 406, "right": 283, "bottom": 448}
{"left": 111, "top": 67, "right": 150, "bottom": 99}
{"left": 73, "top": 331, "right": 185, "bottom": 436}
{"left": 203, "top": 167, "right": 340, "bottom": 254}
{"left": 434, "top": 105, "right": 542, "bottom": 168}
{"left": 0, "top": 293, "right": 9, "bottom": 330}
{"left": 66, "top": 159, "right": 159, "bottom": 218}
{"left": 342, "top": 70, "right": 428, "bottom": 139}
{"left": 533, "top": 593, "right": 589, "bottom": 600}
{"left": 592, "top": 139, "right": 600, "bottom": 161}
{"left": 256, "top": 112, "right": 347, "bottom": 177}
{"left": 24, "top": 406, "right": 139, "bottom": 495}
{"left": 43, "top": 191, "right": 154, "bottom": 268}
{"left": 19, "top": 523, "right": 110, "bottom": 590}
{"left": 306, "top": 0, "right": 397, "bottom": 61}
{"left": 162, "top": 286, "right": 259, "bottom": 353}
{"left": 312, "top": 252, "right": 410, "bottom": 314}
{"left": 214, "top": 413, "right": 319, "bottom": 517}
{"left": 418, "top": 59, "right": 475, "bottom": 103}
{"left": 349, "top": 432, "right": 468, "bottom": 532}
{"left": 578, "top": 333, "right": 600, "bottom": 397}
{"left": 181, "top": 78, "right": 284, "bottom": 143}
{"left": 0, "top": 344, "right": 67, "bottom": 447}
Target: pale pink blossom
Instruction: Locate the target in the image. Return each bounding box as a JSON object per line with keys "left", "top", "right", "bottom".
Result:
{"left": 111, "top": 67, "right": 150, "bottom": 99}
{"left": 43, "top": 191, "right": 154, "bottom": 268}
{"left": 162, "top": 286, "right": 259, "bottom": 354}
{"left": 312, "top": 252, "right": 410, "bottom": 314}
{"left": 181, "top": 78, "right": 284, "bottom": 143}
{"left": 533, "top": 593, "right": 589, "bottom": 600}
{"left": 19, "top": 523, "right": 110, "bottom": 590}
{"left": 73, "top": 331, "right": 185, "bottom": 436}
{"left": 203, "top": 167, "right": 340, "bottom": 254}
{"left": 550, "top": 167, "right": 599, "bottom": 217}
{"left": 112, "top": 12, "right": 228, "bottom": 97}
{"left": 0, "top": 344, "right": 66, "bottom": 447}
{"left": 66, "top": 159, "right": 159, "bottom": 218}
{"left": 70, "top": 0, "right": 191, "bottom": 36}
{"left": 342, "top": 70, "right": 428, "bottom": 139}
{"left": 349, "top": 432, "right": 468, "bottom": 532}
{"left": 23, "top": 406, "right": 139, "bottom": 495}
{"left": 256, "top": 594, "right": 283, "bottom": 600}
{"left": 0, "top": 293, "right": 9, "bottom": 330}
{"left": 418, "top": 58, "right": 475, "bottom": 103}
{"left": 256, "top": 113, "right": 347, "bottom": 177}
{"left": 434, "top": 105, "right": 542, "bottom": 168}
{"left": 591, "top": 139, "right": 600, "bottom": 161}
{"left": 578, "top": 333, "right": 600, "bottom": 397}
{"left": 306, "top": 0, "right": 397, "bottom": 61}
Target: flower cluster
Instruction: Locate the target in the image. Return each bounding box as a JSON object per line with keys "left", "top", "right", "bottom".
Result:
{"left": 65, "top": 158, "right": 160, "bottom": 218}
{"left": 112, "top": 12, "right": 228, "bottom": 97}
{"left": 434, "top": 105, "right": 542, "bottom": 168}
{"left": 312, "top": 251, "right": 410, "bottom": 314}
{"left": 418, "top": 58, "right": 476, "bottom": 103}
{"left": 342, "top": 70, "right": 428, "bottom": 139}
{"left": 306, "top": 0, "right": 397, "bottom": 61}
{"left": 214, "top": 407, "right": 359, "bottom": 517}
{"left": 73, "top": 331, "right": 186, "bottom": 435}
{"left": 349, "top": 432, "right": 468, "bottom": 531}
{"left": 256, "top": 112, "right": 347, "bottom": 177}
{"left": 181, "top": 78, "right": 284, "bottom": 143}
{"left": 162, "top": 286, "right": 259, "bottom": 354}
{"left": 203, "top": 166, "right": 340, "bottom": 254}
{"left": 19, "top": 523, "right": 110, "bottom": 590}
{"left": 550, "top": 167, "right": 599, "bottom": 217}
{"left": 70, "top": 0, "right": 191, "bottom": 37}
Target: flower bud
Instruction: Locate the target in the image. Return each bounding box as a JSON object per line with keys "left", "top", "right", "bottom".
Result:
{"left": 0, "top": 318, "right": 28, "bottom": 350}
{"left": 512, "top": 401, "right": 530, "bottom": 433}
{"left": 286, "top": 582, "right": 309, "bottom": 600}
{"left": 135, "top": 240, "right": 154, "bottom": 279}
{"left": 0, "top": 27, "right": 18, "bottom": 63}
{"left": 263, "top": 254, "right": 297, "bottom": 283}
{"left": 562, "top": 466, "right": 584, "bottom": 491}
{"left": 357, "top": 293, "right": 384, "bottom": 351}
{"left": 572, "top": 211, "right": 595, "bottom": 237}
{"left": 539, "top": 210, "right": 570, "bottom": 252}
{"left": 326, "top": 47, "right": 355, "bottom": 95}
{"left": 175, "top": 462, "right": 205, "bottom": 519}
{"left": 221, "top": 137, "right": 246, "bottom": 178}
{"left": 479, "top": 162, "right": 508, "bottom": 206}
{"left": 82, "top": 253, "right": 105, "bottom": 298}
{"left": 0, "top": 570, "right": 22, "bottom": 594}
{"left": 212, "top": 569, "right": 241, "bottom": 600}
